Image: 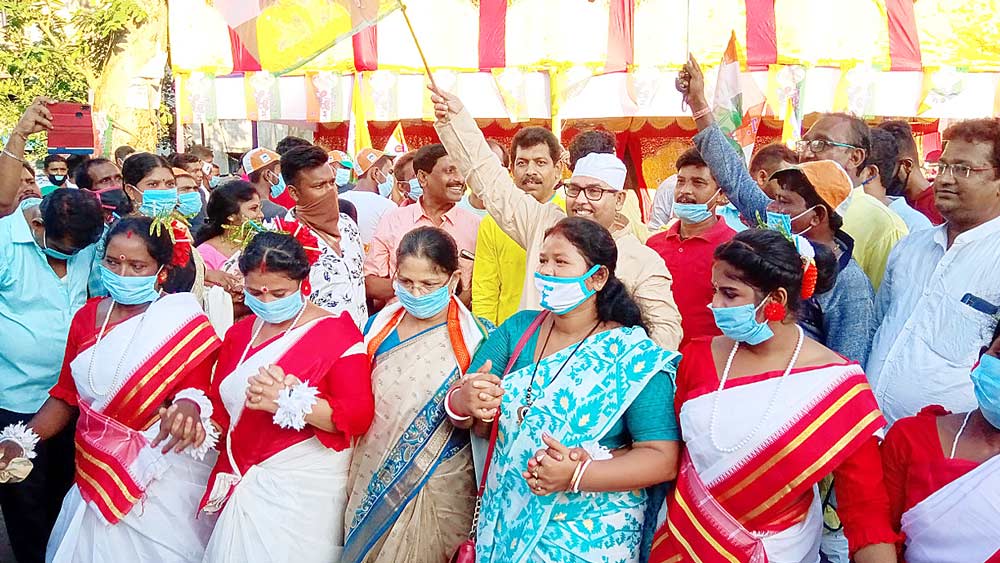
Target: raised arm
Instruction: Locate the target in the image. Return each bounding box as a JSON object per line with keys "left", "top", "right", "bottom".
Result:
{"left": 1, "top": 98, "right": 54, "bottom": 216}
{"left": 677, "top": 57, "right": 772, "bottom": 223}
{"left": 430, "top": 86, "right": 563, "bottom": 249}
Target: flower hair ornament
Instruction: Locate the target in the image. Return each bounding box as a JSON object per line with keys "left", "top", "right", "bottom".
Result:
{"left": 147, "top": 216, "right": 193, "bottom": 269}
{"left": 270, "top": 218, "right": 321, "bottom": 295}
{"left": 756, "top": 213, "right": 819, "bottom": 300}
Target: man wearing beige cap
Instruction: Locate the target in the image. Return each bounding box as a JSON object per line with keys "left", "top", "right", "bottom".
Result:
{"left": 341, "top": 148, "right": 397, "bottom": 246}
{"left": 242, "top": 147, "right": 289, "bottom": 221}
{"left": 431, "top": 88, "right": 682, "bottom": 350}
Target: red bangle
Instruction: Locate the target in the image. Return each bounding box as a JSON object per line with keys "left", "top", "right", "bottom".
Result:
{"left": 445, "top": 387, "right": 471, "bottom": 420}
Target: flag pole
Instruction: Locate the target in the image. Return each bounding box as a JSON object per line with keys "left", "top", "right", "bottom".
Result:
{"left": 398, "top": 1, "right": 438, "bottom": 90}
{"left": 681, "top": 0, "right": 690, "bottom": 111}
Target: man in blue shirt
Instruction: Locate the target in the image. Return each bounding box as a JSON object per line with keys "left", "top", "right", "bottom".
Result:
{"left": 0, "top": 188, "right": 103, "bottom": 563}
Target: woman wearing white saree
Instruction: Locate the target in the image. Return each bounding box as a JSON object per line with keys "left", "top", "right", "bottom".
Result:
{"left": 199, "top": 230, "right": 374, "bottom": 563}
{"left": 0, "top": 216, "right": 223, "bottom": 562}
{"left": 344, "top": 226, "right": 487, "bottom": 563}
{"left": 650, "top": 229, "right": 898, "bottom": 563}
{"left": 881, "top": 322, "right": 1000, "bottom": 562}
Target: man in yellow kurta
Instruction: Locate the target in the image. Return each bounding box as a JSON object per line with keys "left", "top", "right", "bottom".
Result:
{"left": 433, "top": 88, "right": 682, "bottom": 350}
{"left": 472, "top": 128, "right": 566, "bottom": 326}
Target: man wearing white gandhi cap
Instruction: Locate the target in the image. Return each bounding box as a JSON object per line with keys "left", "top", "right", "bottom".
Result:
{"left": 431, "top": 88, "right": 683, "bottom": 350}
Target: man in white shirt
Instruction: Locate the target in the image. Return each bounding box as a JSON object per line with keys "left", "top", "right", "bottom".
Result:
{"left": 867, "top": 118, "right": 1000, "bottom": 425}
{"left": 340, "top": 148, "right": 397, "bottom": 248}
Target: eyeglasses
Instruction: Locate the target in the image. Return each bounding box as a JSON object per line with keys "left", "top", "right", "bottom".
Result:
{"left": 563, "top": 184, "right": 612, "bottom": 202}
{"left": 794, "top": 139, "right": 860, "bottom": 154}
{"left": 927, "top": 162, "right": 997, "bottom": 179}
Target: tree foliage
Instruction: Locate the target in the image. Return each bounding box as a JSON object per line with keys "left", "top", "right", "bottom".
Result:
{"left": 0, "top": 0, "right": 148, "bottom": 160}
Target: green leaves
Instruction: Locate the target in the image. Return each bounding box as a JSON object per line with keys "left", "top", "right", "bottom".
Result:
{"left": 0, "top": 0, "right": 147, "bottom": 161}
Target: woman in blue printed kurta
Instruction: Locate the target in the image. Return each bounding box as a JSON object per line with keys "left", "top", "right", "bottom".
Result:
{"left": 448, "top": 217, "right": 682, "bottom": 563}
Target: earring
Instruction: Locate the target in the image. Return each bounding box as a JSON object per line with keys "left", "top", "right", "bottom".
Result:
{"left": 764, "top": 301, "right": 786, "bottom": 322}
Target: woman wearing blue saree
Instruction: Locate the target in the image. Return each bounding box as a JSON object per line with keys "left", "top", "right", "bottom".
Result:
{"left": 449, "top": 217, "right": 682, "bottom": 562}
{"left": 344, "top": 226, "right": 488, "bottom": 563}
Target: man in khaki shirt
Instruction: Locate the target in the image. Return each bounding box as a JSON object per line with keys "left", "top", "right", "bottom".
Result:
{"left": 432, "top": 88, "right": 683, "bottom": 350}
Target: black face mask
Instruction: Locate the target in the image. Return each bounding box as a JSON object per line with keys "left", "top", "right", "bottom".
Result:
{"left": 884, "top": 163, "right": 911, "bottom": 198}
{"left": 47, "top": 174, "right": 68, "bottom": 187}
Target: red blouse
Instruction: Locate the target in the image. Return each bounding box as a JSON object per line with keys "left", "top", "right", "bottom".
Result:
{"left": 674, "top": 338, "right": 899, "bottom": 553}
{"left": 50, "top": 297, "right": 215, "bottom": 407}
{"left": 880, "top": 405, "right": 980, "bottom": 545}
{"left": 209, "top": 313, "right": 374, "bottom": 475}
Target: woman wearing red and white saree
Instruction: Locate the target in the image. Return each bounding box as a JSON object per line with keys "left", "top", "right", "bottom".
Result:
{"left": 0, "top": 216, "right": 223, "bottom": 562}
{"left": 200, "top": 230, "right": 374, "bottom": 563}
{"left": 881, "top": 323, "right": 1000, "bottom": 562}
{"left": 651, "top": 229, "right": 898, "bottom": 563}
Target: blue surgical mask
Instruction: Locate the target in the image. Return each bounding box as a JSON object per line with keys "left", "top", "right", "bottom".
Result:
{"left": 244, "top": 287, "right": 305, "bottom": 324}
{"left": 674, "top": 190, "right": 721, "bottom": 224}
{"left": 377, "top": 172, "right": 395, "bottom": 198}
{"left": 335, "top": 168, "right": 351, "bottom": 187}
{"left": 710, "top": 300, "right": 774, "bottom": 345}
{"left": 208, "top": 175, "right": 221, "bottom": 189}
{"left": 394, "top": 280, "right": 452, "bottom": 319}
{"left": 971, "top": 354, "right": 1000, "bottom": 429}
{"left": 100, "top": 265, "right": 162, "bottom": 305}
{"left": 408, "top": 178, "right": 423, "bottom": 201}
{"left": 766, "top": 208, "right": 816, "bottom": 236}
{"left": 534, "top": 264, "right": 600, "bottom": 315}
{"left": 177, "top": 192, "right": 203, "bottom": 217}
{"left": 39, "top": 230, "right": 76, "bottom": 261}
{"left": 268, "top": 171, "right": 287, "bottom": 199}
{"left": 138, "top": 188, "right": 178, "bottom": 217}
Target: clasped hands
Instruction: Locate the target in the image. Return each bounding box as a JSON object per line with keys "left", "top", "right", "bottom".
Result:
{"left": 245, "top": 364, "right": 302, "bottom": 414}
{"left": 523, "top": 434, "right": 591, "bottom": 496}
{"left": 451, "top": 360, "right": 504, "bottom": 421}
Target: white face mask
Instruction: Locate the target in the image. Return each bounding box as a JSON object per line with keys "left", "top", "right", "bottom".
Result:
{"left": 533, "top": 265, "right": 601, "bottom": 315}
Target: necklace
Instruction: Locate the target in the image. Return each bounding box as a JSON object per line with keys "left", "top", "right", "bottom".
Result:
{"left": 86, "top": 301, "right": 149, "bottom": 397}
{"left": 949, "top": 410, "right": 975, "bottom": 459}
{"left": 709, "top": 325, "right": 804, "bottom": 453}
{"left": 236, "top": 303, "right": 308, "bottom": 369}
{"left": 516, "top": 319, "right": 601, "bottom": 425}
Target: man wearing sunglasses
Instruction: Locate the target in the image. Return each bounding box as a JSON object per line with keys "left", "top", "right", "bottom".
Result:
{"left": 0, "top": 188, "right": 104, "bottom": 562}
{"left": 868, "top": 118, "right": 1000, "bottom": 426}
{"left": 430, "top": 87, "right": 682, "bottom": 351}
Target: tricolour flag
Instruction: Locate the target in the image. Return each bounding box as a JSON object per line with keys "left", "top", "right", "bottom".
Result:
{"left": 713, "top": 32, "right": 765, "bottom": 162}
{"left": 383, "top": 122, "right": 409, "bottom": 156}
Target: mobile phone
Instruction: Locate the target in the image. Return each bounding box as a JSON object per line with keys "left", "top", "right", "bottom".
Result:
{"left": 961, "top": 293, "right": 999, "bottom": 316}
{"left": 47, "top": 102, "right": 95, "bottom": 155}
{"left": 460, "top": 249, "right": 475, "bottom": 261}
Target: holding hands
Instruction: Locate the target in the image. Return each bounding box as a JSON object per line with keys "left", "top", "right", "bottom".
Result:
{"left": 450, "top": 360, "right": 504, "bottom": 422}
{"left": 153, "top": 400, "right": 206, "bottom": 454}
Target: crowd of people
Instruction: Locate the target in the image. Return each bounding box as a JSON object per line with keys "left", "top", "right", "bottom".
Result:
{"left": 0, "top": 50, "right": 997, "bottom": 563}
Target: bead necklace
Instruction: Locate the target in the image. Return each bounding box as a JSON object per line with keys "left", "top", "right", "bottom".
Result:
{"left": 709, "top": 325, "right": 804, "bottom": 453}
{"left": 949, "top": 410, "right": 974, "bottom": 459}
{"left": 86, "top": 301, "right": 149, "bottom": 397}
{"left": 516, "top": 320, "right": 600, "bottom": 425}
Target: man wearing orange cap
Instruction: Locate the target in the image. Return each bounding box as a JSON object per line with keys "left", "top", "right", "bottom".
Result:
{"left": 768, "top": 160, "right": 876, "bottom": 366}
{"left": 341, "top": 148, "right": 398, "bottom": 247}
{"left": 242, "top": 147, "right": 289, "bottom": 221}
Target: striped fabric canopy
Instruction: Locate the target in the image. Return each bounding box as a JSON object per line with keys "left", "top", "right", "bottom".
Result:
{"left": 170, "top": 0, "right": 1000, "bottom": 74}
